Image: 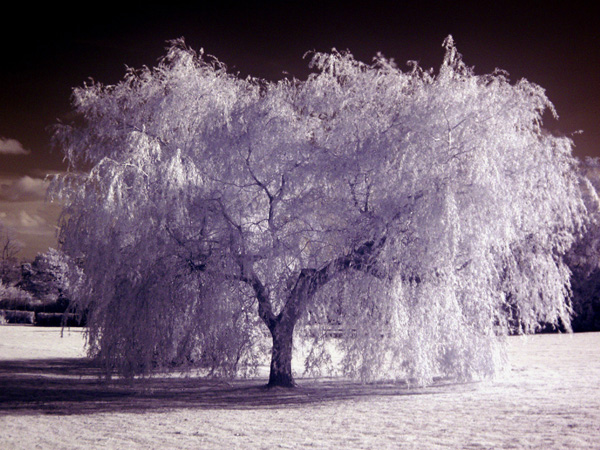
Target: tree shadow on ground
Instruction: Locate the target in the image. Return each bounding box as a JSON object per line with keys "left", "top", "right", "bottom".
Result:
{"left": 0, "top": 358, "right": 473, "bottom": 416}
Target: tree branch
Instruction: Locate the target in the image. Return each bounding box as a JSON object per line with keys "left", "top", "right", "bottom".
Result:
{"left": 241, "top": 267, "right": 276, "bottom": 330}
{"left": 279, "top": 235, "right": 389, "bottom": 324}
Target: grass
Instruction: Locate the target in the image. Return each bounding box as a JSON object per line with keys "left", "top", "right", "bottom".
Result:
{"left": 0, "top": 327, "right": 599, "bottom": 449}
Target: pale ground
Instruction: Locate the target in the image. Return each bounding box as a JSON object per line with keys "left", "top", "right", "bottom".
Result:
{"left": 0, "top": 326, "right": 599, "bottom": 449}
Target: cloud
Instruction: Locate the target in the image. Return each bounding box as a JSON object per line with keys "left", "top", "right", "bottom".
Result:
{"left": 18, "top": 210, "right": 49, "bottom": 232}
{"left": 0, "top": 198, "right": 62, "bottom": 260}
{"left": 0, "top": 176, "right": 49, "bottom": 202}
{"left": 0, "top": 138, "right": 30, "bottom": 155}
{"left": 0, "top": 174, "right": 63, "bottom": 259}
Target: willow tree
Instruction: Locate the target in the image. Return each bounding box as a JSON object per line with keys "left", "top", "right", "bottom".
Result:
{"left": 51, "top": 37, "right": 586, "bottom": 387}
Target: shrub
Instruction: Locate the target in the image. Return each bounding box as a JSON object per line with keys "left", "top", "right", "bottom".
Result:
{"left": 0, "top": 309, "right": 35, "bottom": 324}
{"left": 0, "top": 281, "right": 37, "bottom": 310}
{"left": 34, "top": 312, "right": 85, "bottom": 327}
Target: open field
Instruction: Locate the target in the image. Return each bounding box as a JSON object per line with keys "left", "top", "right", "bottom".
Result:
{"left": 0, "top": 326, "right": 599, "bottom": 449}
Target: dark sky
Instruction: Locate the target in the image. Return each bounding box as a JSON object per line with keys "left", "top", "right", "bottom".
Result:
{"left": 1, "top": 1, "right": 599, "bottom": 177}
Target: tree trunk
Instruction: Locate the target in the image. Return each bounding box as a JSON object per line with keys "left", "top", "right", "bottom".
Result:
{"left": 253, "top": 239, "right": 386, "bottom": 388}
{"left": 267, "top": 319, "right": 296, "bottom": 388}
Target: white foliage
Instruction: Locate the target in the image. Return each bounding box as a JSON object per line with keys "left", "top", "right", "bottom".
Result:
{"left": 51, "top": 37, "right": 586, "bottom": 385}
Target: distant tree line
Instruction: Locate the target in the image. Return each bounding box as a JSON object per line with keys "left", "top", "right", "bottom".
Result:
{"left": 0, "top": 246, "right": 84, "bottom": 326}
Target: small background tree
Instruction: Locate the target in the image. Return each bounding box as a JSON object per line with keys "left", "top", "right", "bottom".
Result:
{"left": 0, "top": 222, "right": 22, "bottom": 285}
{"left": 51, "top": 37, "right": 587, "bottom": 386}
{"left": 565, "top": 157, "right": 600, "bottom": 331}
{"left": 0, "top": 222, "right": 32, "bottom": 320}
{"left": 17, "top": 248, "right": 77, "bottom": 312}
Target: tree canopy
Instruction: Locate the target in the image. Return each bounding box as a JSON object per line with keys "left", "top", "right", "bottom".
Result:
{"left": 51, "top": 37, "right": 587, "bottom": 386}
